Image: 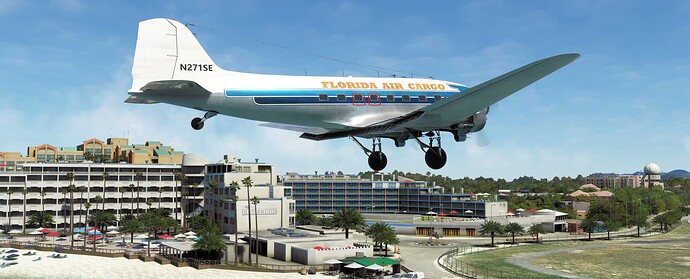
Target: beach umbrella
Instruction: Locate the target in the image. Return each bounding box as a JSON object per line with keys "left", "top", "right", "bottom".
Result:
{"left": 7, "top": 229, "right": 22, "bottom": 234}
{"left": 38, "top": 228, "right": 52, "bottom": 233}
{"left": 425, "top": 211, "right": 436, "bottom": 215}
{"left": 0, "top": 229, "right": 4, "bottom": 233}
{"left": 152, "top": 241, "right": 162, "bottom": 244}
{"left": 106, "top": 230, "right": 120, "bottom": 235}
{"left": 159, "top": 234, "right": 173, "bottom": 239}
{"left": 366, "top": 264, "right": 384, "bottom": 270}
{"left": 106, "top": 225, "right": 118, "bottom": 231}
{"left": 87, "top": 235, "right": 103, "bottom": 239}
{"left": 56, "top": 238, "right": 67, "bottom": 241}
{"left": 464, "top": 210, "right": 473, "bottom": 214}
{"left": 87, "top": 230, "right": 103, "bottom": 235}
{"left": 184, "top": 231, "right": 196, "bottom": 236}
{"left": 438, "top": 212, "right": 447, "bottom": 217}
{"left": 134, "top": 233, "right": 149, "bottom": 239}
{"left": 449, "top": 210, "right": 459, "bottom": 214}
{"left": 324, "top": 258, "right": 343, "bottom": 264}
{"left": 174, "top": 233, "right": 185, "bottom": 239}
{"left": 28, "top": 231, "right": 44, "bottom": 235}
{"left": 116, "top": 243, "right": 128, "bottom": 247}
{"left": 46, "top": 231, "right": 61, "bottom": 236}
{"left": 185, "top": 235, "right": 196, "bottom": 239}
{"left": 344, "top": 263, "right": 364, "bottom": 269}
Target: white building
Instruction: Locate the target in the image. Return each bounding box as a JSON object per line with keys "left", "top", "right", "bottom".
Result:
{"left": 203, "top": 155, "right": 295, "bottom": 234}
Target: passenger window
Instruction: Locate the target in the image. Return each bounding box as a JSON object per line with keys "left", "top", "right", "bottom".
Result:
{"left": 353, "top": 94, "right": 364, "bottom": 102}
{"left": 402, "top": 94, "right": 410, "bottom": 102}
{"left": 337, "top": 94, "right": 346, "bottom": 101}
{"left": 387, "top": 94, "right": 395, "bottom": 101}
{"left": 434, "top": 95, "right": 442, "bottom": 101}
{"left": 319, "top": 94, "right": 328, "bottom": 101}
{"left": 369, "top": 94, "right": 379, "bottom": 102}
{"left": 418, "top": 95, "right": 426, "bottom": 101}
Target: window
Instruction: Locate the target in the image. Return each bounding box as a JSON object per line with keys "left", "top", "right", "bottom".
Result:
{"left": 402, "top": 94, "right": 411, "bottom": 102}
{"left": 337, "top": 94, "right": 346, "bottom": 101}
{"left": 418, "top": 95, "right": 426, "bottom": 101}
{"left": 386, "top": 94, "right": 395, "bottom": 101}
{"left": 319, "top": 94, "right": 328, "bottom": 101}
{"left": 369, "top": 94, "right": 379, "bottom": 102}
{"left": 353, "top": 94, "right": 364, "bottom": 102}
{"left": 434, "top": 95, "right": 442, "bottom": 101}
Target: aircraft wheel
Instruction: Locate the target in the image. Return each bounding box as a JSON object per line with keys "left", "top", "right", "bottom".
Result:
{"left": 191, "top": 117, "right": 204, "bottom": 130}
{"left": 367, "top": 151, "right": 388, "bottom": 171}
{"left": 425, "top": 147, "right": 447, "bottom": 169}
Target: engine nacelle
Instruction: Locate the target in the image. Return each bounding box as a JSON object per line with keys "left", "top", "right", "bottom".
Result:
{"left": 449, "top": 108, "right": 489, "bottom": 142}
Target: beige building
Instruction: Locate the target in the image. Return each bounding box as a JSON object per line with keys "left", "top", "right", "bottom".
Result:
{"left": 584, "top": 174, "right": 641, "bottom": 189}
{"left": 0, "top": 152, "right": 35, "bottom": 172}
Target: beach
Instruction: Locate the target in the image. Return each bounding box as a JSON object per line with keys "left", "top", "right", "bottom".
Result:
{"left": 0, "top": 249, "right": 332, "bottom": 279}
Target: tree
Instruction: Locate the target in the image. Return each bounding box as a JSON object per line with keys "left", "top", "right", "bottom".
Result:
{"left": 479, "top": 220, "right": 504, "bottom": 247}
{"left": 381, "top": 228, "right": 399, "bottom": 256}
{"left": 83, "top": 202, "right": 91, "bottom": 249}
{"left": 27, "top": 212, "right": 54, "bottom": 228}
{"left": 157, "top": 187, "right": 164, "bottom": 208}
{"left": 6, "top": 189, "right": 12, "bottom": 231}
{"left": 366, "top": 222, "right": 398, "bottom": 254}
{"left": 119, "top": 187, "right": 126, "bottom": 224}
{"left": 228, "top": 180, "right": 241, "bottom": 265}
{"left": 146, "top": 198, "right": 153, "bottom": 212}
{"left": 89, "top": 211, "right": 117, "bottom": 232}
{"left": 92, "top": 195, "right": 103, "bottom": 251}
{"left": 21, "top": 188, "right": 27, "bottom": 233}
{"left": 241, "top": 176, "right": 253, "bottom": 266}
{"left": 67, "top": 183, "right": 77, "bottom": 250}
{"left": 129, "top": 183, "right": 135, "bottom": 216}
{"left": 135, "top": 171, "right": 143, "bottom": 214}
{"left": 175, "top": 171, "right": 186, "bottom": 221}
{"left": 527, "top": 224, "right": 546, "bottom": 243}
{"left": 120, "top": 218, "right": 143, "bottom": 243}
{"left": 580, "top": 218, "right": 598, "bottom": 241}
{"left": 101, "top": 172, "right": 109, "bottom": 214}
{"left": 78, "top": 185, "right": 87, "bottom": 226}
{"left": 208, "top": 178, "right": 218, "bottom": 221}
{"left": 251, "top": 196, "right": 260, "bottom": 266}
{"left": 296, "top": 209, "right": 316, "bottom": 225}
{"left": 60, "top": 187, "right": 68, "bottom": 231}
{"left": 504, "top": 222, "right": 525, "bottom": 244}
{"left": 192, "top": 218, "right": 225, "bottom": 261}
{"left": 332, "top": 208, "right": 365, "bottom": 239}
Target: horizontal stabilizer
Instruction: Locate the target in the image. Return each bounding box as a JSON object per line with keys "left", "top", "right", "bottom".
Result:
{"left": 124, "top": 96, "right": 159, "bottom": 104}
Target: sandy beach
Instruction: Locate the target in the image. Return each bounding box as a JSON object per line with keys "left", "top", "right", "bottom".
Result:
{"left": 0, "top": 249, "right": 332, "bottom": 279}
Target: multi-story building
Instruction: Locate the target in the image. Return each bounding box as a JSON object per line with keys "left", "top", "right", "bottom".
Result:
{"left": 203, "top": 155, "right": 295, "bottom": 234}
{"left": 0, "top": 155, "right": 209, "bottom": 232}
{"left": 283, "top": 173, "right": 506, "bottom": 218}
{"left": 585, "top": 174, "right": 642, "bottom": 189}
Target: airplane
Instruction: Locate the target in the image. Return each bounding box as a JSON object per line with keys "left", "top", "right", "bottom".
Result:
{"left": 126, "top": 18, "right": 579, "bottom": 171}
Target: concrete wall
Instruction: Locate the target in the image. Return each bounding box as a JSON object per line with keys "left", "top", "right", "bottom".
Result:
{"left": 291, "top": 245, "right": 373, "bottom": 265}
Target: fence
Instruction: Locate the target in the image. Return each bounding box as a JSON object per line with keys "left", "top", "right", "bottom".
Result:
{"left": 437, "top": 227, "right": 660, "bottom": 279}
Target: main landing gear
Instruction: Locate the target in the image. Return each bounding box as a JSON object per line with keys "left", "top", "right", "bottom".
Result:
{"left": 191, "top": 111, "right": 218, "bottom": 130}
{"left": 350, "top": 136, "right": 387, "bottom": 171}
{"left": 411, "top": 130, "right": 447, "bottom": 170}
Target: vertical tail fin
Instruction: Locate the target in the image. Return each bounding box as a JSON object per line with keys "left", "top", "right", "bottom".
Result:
{"left": 130, "top": 18, "right": 221, "bottom": 92}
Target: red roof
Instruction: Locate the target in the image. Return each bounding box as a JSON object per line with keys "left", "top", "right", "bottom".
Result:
{"left": 528, "top": 208, "right": 537, "bottom": 213}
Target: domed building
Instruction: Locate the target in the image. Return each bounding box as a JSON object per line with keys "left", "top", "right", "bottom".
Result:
{"left": 642, "top": 162, "right": 664, "bottom": 188}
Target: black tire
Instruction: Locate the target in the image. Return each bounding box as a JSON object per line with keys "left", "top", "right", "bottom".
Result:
{"left": 191, "top": 117, "right": 204, "bottom": 130}
{"left": 425, "top": 147, "right": 447, "bottom": 169}
{"left": 367, "top": 151, "right": 388, "bottom": 171}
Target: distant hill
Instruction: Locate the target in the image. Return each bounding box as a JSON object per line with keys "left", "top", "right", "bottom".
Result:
{"left": 662, "top": 169, "right": 690, "bottom": 180}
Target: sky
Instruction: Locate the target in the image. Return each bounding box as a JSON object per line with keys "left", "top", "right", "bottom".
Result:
{"left": 1, "top": 0, "right": 689, "bottom": 180}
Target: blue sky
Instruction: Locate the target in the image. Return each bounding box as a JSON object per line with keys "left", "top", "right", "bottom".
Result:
{"left": 1, "top": 0, "right": 688, "bottom": 179}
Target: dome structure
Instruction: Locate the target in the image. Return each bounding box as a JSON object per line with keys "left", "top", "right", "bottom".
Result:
{"left": 644, "top": 163, "right": 661, "bottom": 175}
{"left": 182, "top": 153, "right": 209, "bottom": 166}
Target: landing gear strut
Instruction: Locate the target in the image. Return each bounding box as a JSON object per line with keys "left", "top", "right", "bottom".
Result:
{"left": 410, "top": 129, "right": 447, "bottom": 169}
{"left": 191, "top": 111, "right": 218, "bottom": 130}
{"left": 350, "top": 136, "right": 387, "bottom": 171}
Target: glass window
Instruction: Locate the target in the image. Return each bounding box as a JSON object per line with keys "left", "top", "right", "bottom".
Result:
{"left": 369, "top": 94, "right": 379, "bottom": 102}
{"left": 353, "top": 94, "right": 364, "bottom": 102}
{"left": 434, "top": 95, "right": 442, "bottom": 101}
{"left": 319, "top": 94, "right": 328, "bottom": 101}
{"left": 337, "top": 94, "right": 346, "bottom": 101}
{"left": 386, "top": 94, "right": 395, "bottom": 101}
{"left": 402, "top": 94, "right": 410, "bottom": 102}
{"left": 418, "top": 95, "right": 426, "bottom": 101}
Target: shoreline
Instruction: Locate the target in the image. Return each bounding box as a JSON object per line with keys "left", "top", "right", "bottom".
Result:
{"left": 0, "top": 248, "right": 332, "bottom": 279}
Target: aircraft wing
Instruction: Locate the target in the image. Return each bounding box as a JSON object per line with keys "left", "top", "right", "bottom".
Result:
{"left": 300, "top": 53, "right": 580, "bottom": 141}
{"left": 125, "top": 80, "right": 211, "bottom": 104}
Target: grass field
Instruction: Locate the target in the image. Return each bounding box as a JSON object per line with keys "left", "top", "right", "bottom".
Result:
{"left": 456, "top": 223, "right": 690, "bottom": 279}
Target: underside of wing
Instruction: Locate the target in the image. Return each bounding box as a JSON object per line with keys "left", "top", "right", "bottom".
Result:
{"left": 125, "top": 80, "right": 211, "bottom": 104}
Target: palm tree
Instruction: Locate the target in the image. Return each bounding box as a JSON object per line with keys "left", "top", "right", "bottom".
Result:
{"left": 181, "top": 186, "right": 189, "bottom": 230}
{"left": 504, "top": 222, "right": 525, "bottom": 244}
{"left": 296, "top": 209, "right": 316, "bottom": 225}
{"left": 129, "top": 183, "right": 135, "bottom": 216}
{"left": 527, "top": 224, "right": 546, "bottom": 243}
{"left": 241, "top": 177, "right": 253, "bottom": 266}
{"left": 208, "top": 178, "right": 218, "bottom": 222}
{"left": 67, "top": 183, "right": 77, "bottom": 250}
{"left": 60, "top": 187, "right": 68, "bottom": 232}
{"left": 479, "top": 220, "right": 504, "bottom": 247}
{"left": 175, "top": 171, "right": 185, "bottom": 221}
{"left": 101, "top": 172, "right": 109, "bottom": 216}
{"left": 27, "top": 212, "right": 54, "bottom": 228}
{"left": 6, "top": 189, "right": 14, "bottom": 231}
{"left": 92, "top": 195, "right": 103, "bottom": 251}
{"left": 135, "top": 171, "right": 143, "bottom": 215}
{"left": 146, "top": 198, "right": 153, "bottom": 212}
{"left": 78, "top": 186, "right": 86, "bottom": 227}
{"left": 21, "top": 188, "right": 27, "bottom": 233}
{"left": 332, "top": 208, "right": 365, "bottom": 239}
{"left": 228, "top": 181, "right": 241, "bottom": 265}
{"left": 83, "top": 202, "right": 91, "bottom": 249}
{"left": 119, "top": 187, "right": 126, "bottom": 225}
{"left": 157, "top": 187, "right": 164, "bottom": 208}
{"left": 251, "top": 196, "right": 260, "bottom": 266}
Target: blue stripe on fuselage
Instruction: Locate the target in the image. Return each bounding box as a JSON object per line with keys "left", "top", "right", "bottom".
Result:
{"left": 224, "top": 89, "right": 464, "bottom": 105}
